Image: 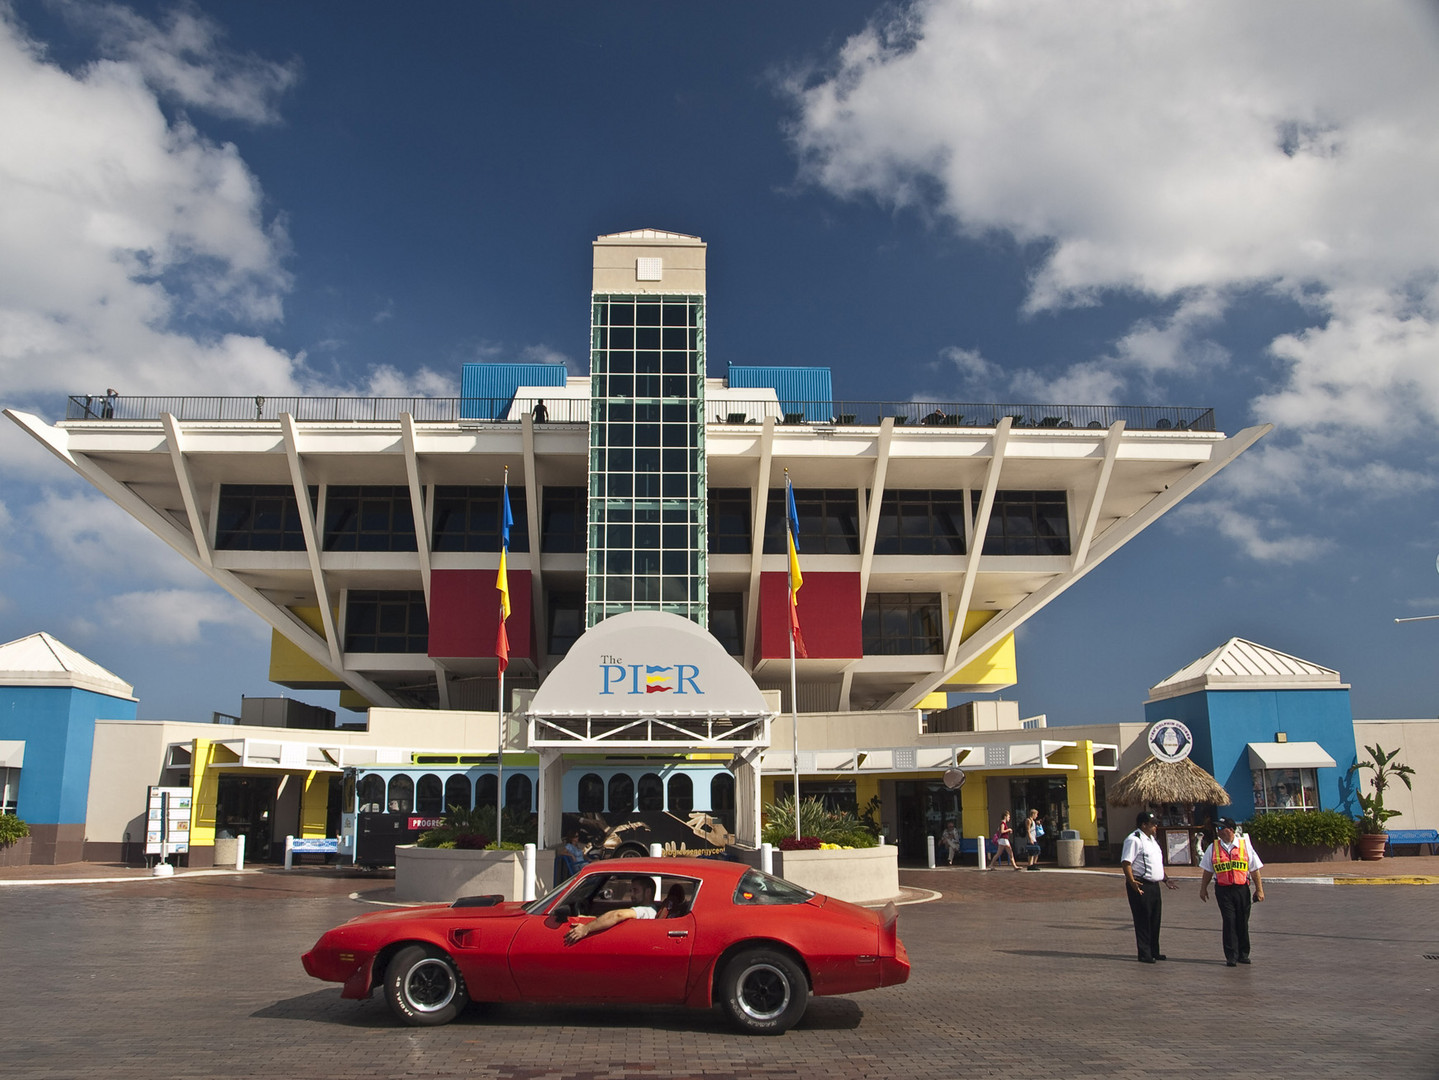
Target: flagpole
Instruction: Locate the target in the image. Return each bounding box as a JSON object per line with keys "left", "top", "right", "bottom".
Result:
{"left": 786, "top": 470, "right": 801, "bottom": 842}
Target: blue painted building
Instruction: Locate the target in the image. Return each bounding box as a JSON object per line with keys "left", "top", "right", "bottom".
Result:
{"left": 1144, "top": 638, "right": 1358, "bottom": 820}
{"left": 0, "top": 632, "right": 137, "bottom": 863}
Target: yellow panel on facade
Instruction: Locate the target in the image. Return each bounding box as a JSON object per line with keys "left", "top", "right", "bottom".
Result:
{"left": 916, "top": 692, "right": 951, "bottom": 711}
{"left": 268, "top": 607, "right": 344, "bottom": 687}
{"left": 301, "top": 772, "right": 330, "bottom": 839}
{"left": 338, "top": 689, "right": 372, "bottom": 711}
{"left": 945, "top": 611, "right": 1017, "bottom": 688}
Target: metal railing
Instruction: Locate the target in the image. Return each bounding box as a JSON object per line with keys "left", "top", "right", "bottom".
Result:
{"left": 65, "top": 394, "right": 1215, "bottom": 431}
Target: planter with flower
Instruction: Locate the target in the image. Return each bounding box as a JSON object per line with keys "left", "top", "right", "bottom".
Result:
{"left": 396, "top": 805, "right": 538, "bottom": 901}
{"left": 759, "top": 797, "right": 896, "bottom": 904}
{"left": 1348, "top": 743, "right": 1416, "bottom": 861}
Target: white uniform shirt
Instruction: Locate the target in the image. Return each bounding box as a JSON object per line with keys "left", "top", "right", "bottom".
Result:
{"left": 1199, "top": 834, "right": 1264, "bottom": 873}
{"left": 1120, "top": 828, "right": 1166, "bottom": 882}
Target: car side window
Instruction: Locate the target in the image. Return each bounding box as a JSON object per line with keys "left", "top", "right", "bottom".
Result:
{"left": 733, "top": 868, "right": 814, "bottom": 906}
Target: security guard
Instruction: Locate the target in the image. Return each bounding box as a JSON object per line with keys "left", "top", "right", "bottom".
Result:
{"left": 1199, "top": 816, "right": 1266, "bottom": 966}
{"left": 1121, "top": 811, "right": 1177, "bottom": 963}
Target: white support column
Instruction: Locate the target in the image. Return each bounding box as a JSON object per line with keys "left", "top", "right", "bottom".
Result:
{"left": 536, "top": 748, "right": 565, "bottom": 850}
{"left": 731, "top": 748, "right": 764, "bottom": 849}
{"left": 942, "top": 417, "right": 1011, "bottom": 667}
{"left": 743, "top": 418, "right": 776, "bottom": 672}
{"left": 1071, "top": 421, "right": 1125, "bottom": 569}
{"left": 521, "top": 415, "right": 545, "bottom": 667}
{"left": 281, "top": 413, "right": 342, "bottom": 669}
{"left": 161, "top": 414, "right": 213, "bottom": 568}
{"left": 399, "top": 413, "right": 433, "bottom": 607}
{"left": 857, "top": 418, "right": 895, "bottom": 609}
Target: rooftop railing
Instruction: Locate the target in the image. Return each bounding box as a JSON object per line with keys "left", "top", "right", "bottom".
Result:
{"left": 64, "top": 394, "right": 1215, "bottom": 431}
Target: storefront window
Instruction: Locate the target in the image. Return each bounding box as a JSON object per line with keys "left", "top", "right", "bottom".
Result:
{"left": 1252, "top": 768, "right": 1319, "bottom": 811}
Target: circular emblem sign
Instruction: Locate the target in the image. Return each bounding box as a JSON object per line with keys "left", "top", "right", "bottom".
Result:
{"left": 1147, "top": 719, "right": 1193, "bottom": 763}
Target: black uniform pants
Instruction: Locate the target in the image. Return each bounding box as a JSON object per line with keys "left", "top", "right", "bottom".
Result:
{"left": 1126, "top": 880, "right": 1163, "bottom": 960}
{"left": 1215, "top": 883, "right": 1253, "bottom": 961}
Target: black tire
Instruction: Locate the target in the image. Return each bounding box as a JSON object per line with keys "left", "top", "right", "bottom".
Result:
{"left": 717, "top": 948, "right": 809, "bottom": 1035}
{"left": 383, "top": 944, "right": 468, "bottom": 1027}
{"left": 614, "top": 844, "right": 648, "bottom": 858}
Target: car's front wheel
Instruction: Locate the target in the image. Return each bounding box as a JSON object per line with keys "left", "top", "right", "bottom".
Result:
{"left": 717, "top": 948, "right": 808, "bottom": 1035}
{"left": 383, "top": 944, "right": 468, "bottom": 1026}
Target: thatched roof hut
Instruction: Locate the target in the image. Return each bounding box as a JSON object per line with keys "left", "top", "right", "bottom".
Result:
{"left": 1108, "top": 755, "right": 1231, "bottom": 807}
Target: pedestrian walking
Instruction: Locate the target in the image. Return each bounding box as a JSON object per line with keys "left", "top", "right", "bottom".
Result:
{"left": 1121, "top": 810, "right": 1177, "bottom": 963}
{"left": 1198, "top": 816, "right": 1265, "bottom": 966}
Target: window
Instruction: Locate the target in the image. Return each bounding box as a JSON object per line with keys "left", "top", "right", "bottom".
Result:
{"left": 667, "top": 774, "right": 694, "bottom": 814}
{"left": 506, "top": 773, "right": 532, "bottom": 811}
{"left": 1, "top": 766, "right": 18, "bottom": 814}
{"left": 763, "top": 489, "right": 860, "bottom": 554}
{"left": 578, "top": 773, "right": 604, "bottom": 813}
{"left": 733, "top": 867, "right": 813, "bottom": 905}
{"left": 416, "top": 774, "right": 443, "bottom": 815}
{"left": 862, "top": 593, "right": 944, "bottom": 655}
{"left": 344, "top": 591, "right": 429, "bottom": 653}
{"left": 1252, "top": 768, "right": 1319, "bottom": 812}
{"left": 707, "top": 489, "right": 751, "bottom": 553}
{"left": 608, "top": 773, "right": 634, "bottom": 813}
{"left": 476, "top": 773, "right": 497, "bottom": 808}
{"left": 874, "top": 490, "right": 966, "bottom": 555}
{"left": 708, "top": 592, "right": 744, "bottom": 656}
{"left": 541, "top": 487, "right": 586, "bottom": 552}
{"left": 710, "top": 773, "right": 735, "bottom": 816}
{"left": 357, "top": 774, "right": 384, "bottom": 812}
{"left": 771, "top": 780, "right": 858, "bottom": 814}
{"left": 323, "top": 486, "right": 417, "bottom": 551}
{"left": 432, "top": 486, "right": 530, "bottom": 552}
{"left": 979, "top": 491, "right": 1070, "bottom": 556}
{"left": 214, "top": 485, "right": 315, "bottom": 551}
{"left": 444, "top": 774, "right": 471, "bottom": 813}
{"left": 548, "top": 591, "right": 585, "bottom": 656}
{"left": 386, "top": 775, "right": 414, "bottom": 814}
{"left": 637, "top": 773, "right": 663, "bottom": 811}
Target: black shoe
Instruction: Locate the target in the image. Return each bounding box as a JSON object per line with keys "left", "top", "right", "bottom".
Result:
{"left": 1139, "top": 956, "right": 1157, "bottom": 964}
{"left": 1225, "top": 960, "right": 1237, "bottom": 967}
{"left": 1237, "top": 957, "right": 1251, "bottom": 965}
{"left": 1155, "top": 954, "right": 1168, "bottom": 961}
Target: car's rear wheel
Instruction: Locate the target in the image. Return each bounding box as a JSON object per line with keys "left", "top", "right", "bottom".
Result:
{"left": 717, "top": 948, "right": 808, "bottom": 1035}
{"left": 383, "top": 944, "right": 468, "bottom": 1026}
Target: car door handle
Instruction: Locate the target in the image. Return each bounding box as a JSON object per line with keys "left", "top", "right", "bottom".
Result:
{"left": 667, "top": 930, "right": 689, "bottom": 938}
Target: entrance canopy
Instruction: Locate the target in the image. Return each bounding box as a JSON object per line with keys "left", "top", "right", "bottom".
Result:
{"left": 525, "top": 611, "right": 775, "bottom": 750}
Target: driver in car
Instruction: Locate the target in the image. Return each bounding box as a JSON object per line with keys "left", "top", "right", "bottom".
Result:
{"left": 564, "top": 881, "right": 685, "bottom": 945}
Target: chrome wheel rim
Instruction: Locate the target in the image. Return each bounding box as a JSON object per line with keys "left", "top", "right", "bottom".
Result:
{"left": 404, "top": 957, "right": 458, "bottom": 1013}
{"left": 736, "top": 962, "right": 791, "bottom": 1021}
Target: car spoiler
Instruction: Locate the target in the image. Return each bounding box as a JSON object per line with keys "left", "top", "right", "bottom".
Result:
{"left": 879, "top": 901, "right": 900, "bottom": 954}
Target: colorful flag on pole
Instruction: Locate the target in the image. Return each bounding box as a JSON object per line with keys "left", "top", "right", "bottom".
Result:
{"left": 786, "top": 477, "right": 807, "bottom": 658}
{"left": 496, "top": 481, "right": 513, "bottom": 672}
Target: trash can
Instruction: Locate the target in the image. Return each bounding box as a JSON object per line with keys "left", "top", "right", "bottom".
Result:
{"left": 1057, "top": 829, "right": 1084, "bottom": 868}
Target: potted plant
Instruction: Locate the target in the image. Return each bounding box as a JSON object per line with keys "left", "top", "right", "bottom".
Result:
{"left": 1348, "top": 743, "right": 1416, "bottom": 860}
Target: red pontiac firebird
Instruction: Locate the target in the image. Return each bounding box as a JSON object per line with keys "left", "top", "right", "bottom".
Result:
{"left": 302, "top": 857, "right": 909, "bottom": 1034}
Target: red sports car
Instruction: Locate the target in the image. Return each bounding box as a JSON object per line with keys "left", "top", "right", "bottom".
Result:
{"left": 302, "top": 857, "right": 909, "bottom": 1034}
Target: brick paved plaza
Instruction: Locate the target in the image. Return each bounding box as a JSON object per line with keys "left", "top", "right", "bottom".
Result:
{"left": 1, "top": 863, "right": 1435, "bottom": 1080}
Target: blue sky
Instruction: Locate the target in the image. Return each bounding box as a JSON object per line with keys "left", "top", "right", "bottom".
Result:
{"left": 2, "top": 0, "right": 1438, "bottom": 724}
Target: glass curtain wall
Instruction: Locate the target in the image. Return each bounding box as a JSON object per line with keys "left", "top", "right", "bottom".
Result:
{"left": 586, "top": 293, "right": 707, "bottom": 627}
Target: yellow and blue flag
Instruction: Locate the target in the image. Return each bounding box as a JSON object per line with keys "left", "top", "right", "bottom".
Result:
{"left": 786, "top": 478, "right": 807, "bottom": 658}
{"left": 496, "top": 482, "right": 513, "bottom": 671}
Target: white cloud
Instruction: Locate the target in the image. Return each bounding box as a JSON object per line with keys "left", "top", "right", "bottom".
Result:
{"left": 1169, "top": 502, "right": 1334, "bottom": 564}
{"left": 788, "top": 0, "right": 1439, "bottom": 556}
{"left": 30, "top": 488, "right": 198, "bottom": 586}
{"left": 55, "top": 0, "right": 301, "bottom": 124}
{"left": 101, "top": 587, "right": 261, "bottom": 645}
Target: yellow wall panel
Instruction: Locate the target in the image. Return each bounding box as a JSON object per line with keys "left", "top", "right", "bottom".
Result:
{"left": 946, "top": 610, "right": 1017, "bottom": 688}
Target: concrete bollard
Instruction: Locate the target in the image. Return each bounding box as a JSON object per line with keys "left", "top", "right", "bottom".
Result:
{"left": 977, "top": 835, "right": 988, "bottom": 869}
{"left": 761, "top": 842, "right": 773, "bottom": 875}
{"left": 523, "top": 843, "right": 537, "bottom": 900}
{"left": 926, "top": 834, "right": 936, "bottom": 869}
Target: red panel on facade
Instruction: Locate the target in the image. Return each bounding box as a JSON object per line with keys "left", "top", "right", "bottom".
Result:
{"left": 755, "top": 571, "right": 862, "bottom": 661}
{"left": 428, "top": 568, "right": 533, "bottom": 661}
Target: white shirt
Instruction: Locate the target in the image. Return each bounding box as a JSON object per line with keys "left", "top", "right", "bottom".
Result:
{"left": 1199, "top": 834, "right": 1264, "bottom": 873}
{"left": 1120, "top": 828, "right": 1166, "bottom": 882}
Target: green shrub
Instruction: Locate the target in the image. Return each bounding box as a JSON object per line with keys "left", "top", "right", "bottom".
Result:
{"left": 417, "top": 804, "right": 537, "bottom": 850}
{"left": 761, "top": 796, "right": 878, "bottom": 848}
{"left": 1242, "top": 809, "right": 1357, "bottom": 847}
{"left": 0, "top": 814, "right": 29, "bottom": 847}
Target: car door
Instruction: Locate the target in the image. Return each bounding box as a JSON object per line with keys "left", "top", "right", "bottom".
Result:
{"left": 507, "top": 883, "right": 695, "bottom": 1003}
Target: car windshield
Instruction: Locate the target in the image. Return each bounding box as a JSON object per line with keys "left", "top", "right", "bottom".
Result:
{"left": 733, "top": 867, "right": 813, "bottom": 905}
{"left": 522, "top": 877, "right": 575, "bottom": 915}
